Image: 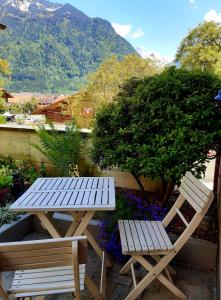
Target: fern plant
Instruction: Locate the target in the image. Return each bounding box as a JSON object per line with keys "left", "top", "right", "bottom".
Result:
{"left": 32, "top": 122, "right": 82, "bottom": 176}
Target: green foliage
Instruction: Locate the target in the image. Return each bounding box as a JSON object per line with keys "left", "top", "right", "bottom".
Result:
{"left": 0, "top": 13, "right": 137, "bottom": 93}
{"left": 91, "top": 67, "right": 221, "bottom": 202}
{"left": 0, "top": 203, "right": 19, "bottom": 226}
{"left": 9, "top": 103, "right": 23, "bottom": 114}
{"left": 67, "top": 55, "right": 160, "bottom": 128}
{"left": 0, "top": 166, "right": 13, "bottom": 189}
{"left": 85, "top": 55, "right": 160, "bottom": 106}
{"left": 0, "top": 157, "right": 46, "bottom": 184}
{"left": 9, "top": 98, "right": 38, "bottom": 114}
{"left": 176, "top": 21, "right": 221, "bottom": 76}
{"left": 22, "top": 98, "right": 38, "bottom": 113}
{"left": 0, "top": 98, "right": 7, "bottom": 114}
{"left": 0, "top": 59, "right": 10, "bottom": 87}
{"left": 32, "top": 122, "right": 82, "bottom": 176}
{"left": 0, "top": 116, "right": 6, "bottom": 124}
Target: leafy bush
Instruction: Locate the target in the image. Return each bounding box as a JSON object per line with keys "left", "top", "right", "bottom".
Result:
{"left": 0, "top": 166, "right": 13, "bottom": 189}
{"left": 0, "top": 203, "right": 19, "bottom": 226}
{"left": 32, "top": 122, "right": 82, "bottom": 176}
{"left": 0, "top": 157, "right": 46, "bottom": 184}
{"left": 91, "top": 67, "right": 221, "bottom": 204}
{"left": 99, "top": 190, "right": 167, "bottom": 262}
{"left": 0, "top": 115, "right": 6, "bottom": 124}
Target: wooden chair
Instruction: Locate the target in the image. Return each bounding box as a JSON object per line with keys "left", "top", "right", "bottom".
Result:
{"left": 118, "top": 171, "right": 214, "bottom": 300}
{"left": 0, "top": 236, "right": 105, "bottom": 300}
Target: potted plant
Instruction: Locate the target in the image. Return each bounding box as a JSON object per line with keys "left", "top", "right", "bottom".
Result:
{"left": 0, "top": 166, "right": 13, "bottom": 199}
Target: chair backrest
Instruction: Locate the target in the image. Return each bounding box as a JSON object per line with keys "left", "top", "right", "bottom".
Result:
{"left": 162, "top": 171, "right": 214, "bottom": 253}
{"left": 0, "top": 236, "right": 87, "bottom": 272}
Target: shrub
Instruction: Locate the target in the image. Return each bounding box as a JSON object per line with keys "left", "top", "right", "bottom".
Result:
{"left": 32, "top": 122, "right": 82, "bottom": 176}
{"left": 0, "top": 166, "right": 13, "bottom": 189}
{"left": 91, "top": 67, "right": 221, "bottom": 204}
{"left": 0, "top": 203, "right": 19, "bottom": 226}
{"left": 0, "top": 116, "right": 6, "bottom": 124}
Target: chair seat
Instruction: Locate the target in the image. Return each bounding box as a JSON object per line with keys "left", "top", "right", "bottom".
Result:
{"left": 8, "top": 265, "right": 85, "bottom": 297}
{"left": 118, "top": 220, "right": 173, "bottom": 255}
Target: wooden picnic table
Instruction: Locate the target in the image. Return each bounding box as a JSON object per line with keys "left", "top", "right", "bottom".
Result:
{"left": 9, "top": 176, "right": 116, "bottom": 266}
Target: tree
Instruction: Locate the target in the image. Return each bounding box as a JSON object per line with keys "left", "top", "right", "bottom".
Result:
{"left": 90, "top": 67, "right": 221, "bottom": 204}
{"left": 176, "top": 21, "right": 221, "bottom": 76}
{"left": 67, "top": 54, "right": 160, "bottom": 128}
{"left": 85, "top": 54, "right": 160, "bottom": 106}
{"left": 0, "top": 99, "right": 7, "bottom": 113}
{"left": 0, "top": 59, "right": 10, "bottom": 87}
{"left": 22, "top": 97, "right": 38, "bottom": 113}
{"left": 0, "top": 59, "right": 10, "bottom": 112}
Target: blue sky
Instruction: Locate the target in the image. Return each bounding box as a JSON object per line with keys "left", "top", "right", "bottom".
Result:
{"left": 53, "top": 0, "right": 221, "bottom": 62}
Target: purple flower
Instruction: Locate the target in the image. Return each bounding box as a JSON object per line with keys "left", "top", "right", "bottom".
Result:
{"left": 98, "top": 189, "right": 167, "bottom": 262}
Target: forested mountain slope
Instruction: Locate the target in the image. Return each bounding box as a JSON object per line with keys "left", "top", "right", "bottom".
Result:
{"left": 0, "top": 0, "right": 137, "bottom": 93}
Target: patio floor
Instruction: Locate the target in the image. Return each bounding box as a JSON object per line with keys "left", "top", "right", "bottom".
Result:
{"left": 2, "top": 232, "right": 216, "bottom": 300}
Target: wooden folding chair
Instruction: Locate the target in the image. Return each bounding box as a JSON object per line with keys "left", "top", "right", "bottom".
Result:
{"left": 0, "top": 236, "right": 105, "bottom": 300}
{"left": 118, "top": 171, "right": 214, "bottom": 300}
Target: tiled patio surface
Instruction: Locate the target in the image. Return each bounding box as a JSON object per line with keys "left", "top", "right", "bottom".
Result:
{"left": 2, "top": 232, "right": 216, "bottom": 300}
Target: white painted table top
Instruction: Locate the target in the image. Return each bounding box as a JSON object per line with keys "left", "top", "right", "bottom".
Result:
{"left": 9, "top": 177, "right": 116, "bottom": 212}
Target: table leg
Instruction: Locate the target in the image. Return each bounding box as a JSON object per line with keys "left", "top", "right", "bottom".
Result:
{"left": 36, "top": 213, "right": 61, "bottom": 238}
{"left": 73, "top": 211, "right": 95, "bottom": 236}
{"left": 66, "top": 211, "right": 112, "bottom": 267}
{"left": 65, "top": 212, "right": 84, "bottom": 237}
{"left": 84, "top": 228, "right": 112, "bottom": 268}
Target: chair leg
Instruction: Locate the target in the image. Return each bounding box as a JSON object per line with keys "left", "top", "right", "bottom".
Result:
{"left": 150, "top": 255, "right": 177, "bottom": 275}
{"left": 124, "top": 255, "right": 187, "bottom": 300}
{"left": 130, "top": 263, "right": 141, "bottom": 300}
{"left": 100, "top": 252, "right": 107, "bottom": 298}
{"left": 85, "top": 274, "right": 103, "bottom": 300}
{"left": 120, "top": 257, "right": 136, "bottom": 275}
{"left": 0, "top": 284, "right": 9, "bottom": 300}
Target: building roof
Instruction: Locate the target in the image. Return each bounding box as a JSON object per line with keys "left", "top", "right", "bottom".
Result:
{"left": 32, "top": 97, "right": 66, "bottom": 114}
{"left": 0, "top": 24, "right": 6, "bottom": 30}
{"left": 0, "top": 88, "right": 14, "bottom": 99}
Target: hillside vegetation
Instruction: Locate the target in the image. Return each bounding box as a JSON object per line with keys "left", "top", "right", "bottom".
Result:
{"left": 0, "top": 0, "right": 137, "bottom": 93}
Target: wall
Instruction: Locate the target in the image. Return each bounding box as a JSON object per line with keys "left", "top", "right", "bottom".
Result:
{"left": 0, "top": 124, "right": 58, "bottom": 175}
{"left": 0, "top": 124, "right": 162, "bottom": 191}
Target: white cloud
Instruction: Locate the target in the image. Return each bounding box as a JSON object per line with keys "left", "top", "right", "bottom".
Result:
{"left": 189, "top": 0, "right": 197, "bottom": 8}
{"left": 204, "top": 9, "right": 221, "bottom": 23}
{"left": 136, "top": 46, "right": 174, "bottom": 66}
{"left": 131, "top": 27, "right": 145, "bottom": 39}
{"left": 111, "top": 23, "right": 132, "bottom": 37}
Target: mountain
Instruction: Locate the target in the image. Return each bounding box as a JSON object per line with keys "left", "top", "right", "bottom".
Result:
{"left": 135, "top": 46, "right": 174, "bottom": 67}
{"left": 0, "top": 0, "right": 137, "bottom": 93}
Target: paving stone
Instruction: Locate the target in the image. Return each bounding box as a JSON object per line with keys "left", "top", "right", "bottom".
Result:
{"left": 111, "top": 284, "right": 131, "bottom": 300}
{"left": 203, "top": 284, "right": 216, "bottom": 300}
{"left": 108, "top": 271, "right": 133, "bottom": 286}
{"left": 1, "top": 232, "right": 216, "bottom": 300}
{"left": 176, "top": 278, "right": 205, "bottom": 299}
{"left": 142, "top": 285, "right": 178, "bottom": 300}
{"left": 105, "top": 280, "right": 116, "bottom": 300}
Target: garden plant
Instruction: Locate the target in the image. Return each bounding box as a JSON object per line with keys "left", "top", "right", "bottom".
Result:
{"left": 32, "top": 122, "right": 82, "bottom": 176}
{"left": 91, "top": 67, "right": 221, "bottom": 204}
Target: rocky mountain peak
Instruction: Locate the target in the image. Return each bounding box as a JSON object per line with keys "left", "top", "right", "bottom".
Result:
{"left": 0, "top": 0, "right": 62, "bottom": 14}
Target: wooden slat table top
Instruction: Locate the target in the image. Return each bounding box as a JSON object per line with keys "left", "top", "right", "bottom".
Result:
{"left": 9, "top": 177, "right": 116, "bottom": 212}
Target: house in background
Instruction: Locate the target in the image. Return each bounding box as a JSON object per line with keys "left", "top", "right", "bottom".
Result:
{"left": 0, "top": 88, "right": 14, "bottom": 103}
{"left": 10, "top": 92, "right": 63, "bottom": 107}
{"left": 32, "top": 98, "right": 72, "bottom": 123}
{"left": 0, "top": 24, "right": 6, "bottom": 30}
